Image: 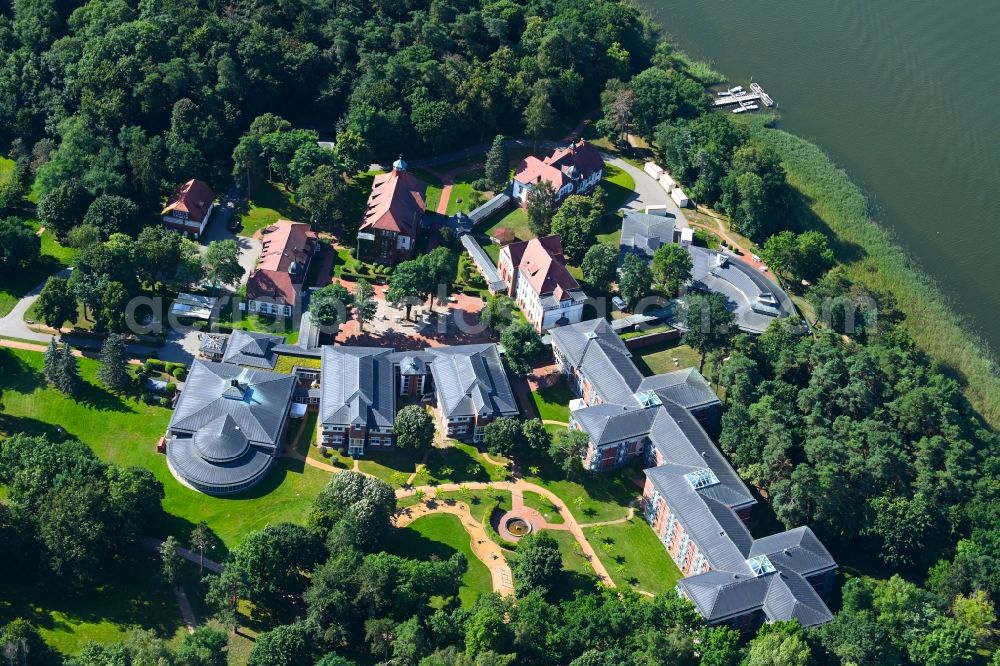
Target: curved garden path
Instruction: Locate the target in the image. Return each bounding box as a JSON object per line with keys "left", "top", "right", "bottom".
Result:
{"left": 395, "top": 500, "right": 514, "bottom": 595}
{"left": 397, "top": 480, "right": 616, "bottom": 588}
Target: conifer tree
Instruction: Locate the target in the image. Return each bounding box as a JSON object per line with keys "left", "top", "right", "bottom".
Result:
{"left": 97, "top": 333, "right": 130, "bottom": 392}
{"left": 55, "top": 342, "right": 80, "bottom": 395}
{"left": 484, "top": 134, "right": 508, "bottom": 188}
{"left": 43, "top": 338, "right": 60, "bottom": 385}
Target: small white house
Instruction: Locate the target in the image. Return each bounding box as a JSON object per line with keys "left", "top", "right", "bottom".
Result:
{"left": 644, "top": 162, "right": 664, "bottom": 180}
{"left": 644, "top": 205, "right": 670, "bottom": 217}
{"left": 671, "top": 188, "right": 690, "bottom": 208}
{"left": 680, "top": 228, "right": 694, "bottom": 248}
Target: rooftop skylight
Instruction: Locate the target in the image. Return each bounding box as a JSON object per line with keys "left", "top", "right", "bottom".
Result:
{"left": 746, "top": 555, "right": 776, "bottom": 577}
{"left": 684, "top": 468, "right": 720, "bottom": 490}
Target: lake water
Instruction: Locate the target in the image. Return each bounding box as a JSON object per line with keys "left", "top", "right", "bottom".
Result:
{"left": 637, "top": 0, "right": 1000, "bottom": 352}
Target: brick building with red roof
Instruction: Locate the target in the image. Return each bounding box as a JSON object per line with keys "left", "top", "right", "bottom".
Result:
{"left": 245, "top": 220, "right": 318, "bottom": 318}
{"left": 357, "top": 157, "right": 427, "bottom": 266}
{"left": 162, "top": 179, "right": 217, "bottom": 238}
{"left": 511, "top": 140, "right": 604, "bottom": 207}
{"left": 498, "top": 235, "right": 586, "bottom": 332}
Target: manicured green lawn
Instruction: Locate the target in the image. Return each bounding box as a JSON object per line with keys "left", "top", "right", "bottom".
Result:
{"left": 601, "top": 163, "right": 636, "bottom": 212}
{"left": 0, "top": 550, "right": 187, "bottom": 656}
{"left": 522, "top": 491, "right": 565, "bottom": 524}
{"left": 538, "top": 529, "right": 601, "bottom": 599}
{"left": 218, "top": 310, "right": 298, "bottom": 344}
{"left": 0, "top": 217, "right": 77, "bottom": 318}
{"left": 480, "top": 205, "right": 531, "bottom": 241}
{"left": 238, "top": 181, "right": 306, "bottom": 237}
{"left": 358, "top": 448, "right": 424, "bottom": 486}
{"left": 411, "top": 168, "right": 443, "bottom": 212}
{"left": 0, "top": 348, "right": 332, "bottom": 550}
{"left": 415, "top": 442, "right": 509, "bottom": 486}
{"left": 523, "top": 459, "right": 640, "bottom": 524}
{"left": 434, "top": 489, "right": 512, "bottom": 523}
{"left": 631, "top": 341, "right": 704, "bottom": 377}
{"left": 445, "top": 169, "right": 488, "bottom": 216}
{"left": 530, "top": 377, "right": 574, "bottom": 422}
{"left": 389, "top": 513, "right": 492, "bottom": 607}
{"left": 585, "top": 519, "right": 682, "bottom": 595}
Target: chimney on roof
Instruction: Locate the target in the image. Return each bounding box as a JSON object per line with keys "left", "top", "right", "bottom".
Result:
{"left": 230, "top": 379, "right": 240, "bottom": 387}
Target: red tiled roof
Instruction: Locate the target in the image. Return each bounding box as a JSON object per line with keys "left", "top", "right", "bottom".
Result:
{"left": 246, "top": 220, "right": 317, "bottom": 304}
{"left": 514, "top": 140, "right": 604, "bottom": 189}
{"left": 162, "top": 179, "right": 216, "bottom": 223}
{"left": 361, "top": 168, "right": 427, "bottom": 236}
{"left": 516, "top": 236, "right": 580, "bottom": 300}
{"left": 502, "top": 235, "right": 563, "bottom": 271}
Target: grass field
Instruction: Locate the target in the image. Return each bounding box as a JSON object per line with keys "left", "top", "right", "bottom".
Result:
{"left": 434, "top": 489, "right": 512, "bottom": 523}
{"left": 0, "top": 217, "right": 77, "bottom": 318}
{"left": 530, "top": 377, "right": 574, "bottom": 422}
{"left": 388, "top": 513, "right": 492, "bottom": 607}
{"left": 523, "top": 460, "right": 640, "bottom": 524}
{"left": 631, "top": 341, "right": 703, "bottom": 376}
{"left": 358, "top": 448, "right": 423, "bottom": 486}
{"left": 445, "top": 169, "right": 488, "bottom": 216}
{"left": 522, "top": 491, "right": 565, "bottom": 524}
{"left": 538, "top": 529, "right": 601, "bottom": 599}
{"left": 415, "top": 442, "right": 510, "bottom": 486}
{"left": 0, "top": 347, "right": 331, "bottom": 550}
{"left": 0, "top": 550, "right": 188, "bottom": 656}
{"left": 0, "top": 154, "right": 13, "bottom": 183}
{"left": 480, "top": 204, "right": 531, "bottom": 241}
{"left": 238, "top": 181, "right": 306, "bottom": 237}
{"left": 585, "top": 520, "right": 682, "bottom": 595}
{"left": 411, "top": 168, "right": 443, "bottom": 212}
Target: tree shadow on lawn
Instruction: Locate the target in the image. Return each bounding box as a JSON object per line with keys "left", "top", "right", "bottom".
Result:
{"left": 423, "top": 446, "right": 490, "bottom": 483}
{"left": 388, "top": 524, "right": 461, "bottom": 563}
{"left": 0, "top": 550, "right": 184, "bottom": 642}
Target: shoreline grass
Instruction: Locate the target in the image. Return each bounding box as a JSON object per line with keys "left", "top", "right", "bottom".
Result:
{"left": 747, "top": 123, "right": 1000, "bottom": 428}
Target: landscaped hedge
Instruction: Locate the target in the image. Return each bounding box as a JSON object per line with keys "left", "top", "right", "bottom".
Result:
{"left": 483, "top": 504, "right": 518, "bottom": 552}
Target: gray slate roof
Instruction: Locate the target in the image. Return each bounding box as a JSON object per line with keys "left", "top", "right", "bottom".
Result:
{"left": 168, "top": 360, "right": 295, "bottom": 448}
{"left": 167, "top": 437, "right": 274, "bottom": 491}
{"left": 549, "top": 319, "right": 643, "bottom": 406}
{"left": 677, "top": 565, "right": 834, "bottom": 627}
{"left": 637, "top": 368, "right": 722, "bottom": 412}
{"left": 750, "top": 527, "right": 838, "bottom": 578}
{"left": 619, "top": 211, "right": 679, "bottom": 261}
{"left": 648, "top": 402, "right": 756, "bottom": 510}
{"left": 221, "top": 330, "right": 283, "bottom": 368}
{"left": 427, "top": 344, "right": 518, "bottom": 418}
{"left": 572, "top": 404, "right": 657, "bottom": 446}
{"left": 320, "top": 346, "right": 396, "bottom": 428}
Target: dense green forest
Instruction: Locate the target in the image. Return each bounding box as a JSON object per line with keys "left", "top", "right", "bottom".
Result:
{"left": 0, "top": 0, "right": 659, "bottom": 210}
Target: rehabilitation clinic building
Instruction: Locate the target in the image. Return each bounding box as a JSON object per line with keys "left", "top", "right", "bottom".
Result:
{"left": 550, "top": 319, "right": 836, "bottom": 630}
{"left": 319, "top": 343, "right": 518, "bottom": 456}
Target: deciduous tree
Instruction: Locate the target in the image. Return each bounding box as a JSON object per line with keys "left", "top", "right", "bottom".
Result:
{"left": 35, "top": 277, "right": 77, "bottom": 330}
{"left": 581, "top": 244, "right": 618, "bottom": 292}
{"left": 526, "top": 180, "right": 557, "bottom": 237}
{"left": 651, "top": 243, "right": 693, "bottom": 296}
{"left": 500, "top": 322, "right": 544, "bottom": 375}
{"left": 394, "top": 405, "right": 435, "bottom": 450}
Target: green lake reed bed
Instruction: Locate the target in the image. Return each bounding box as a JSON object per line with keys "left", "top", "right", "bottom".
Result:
{"left": 742, "top": 117, "right": 1000, "bottom": 428}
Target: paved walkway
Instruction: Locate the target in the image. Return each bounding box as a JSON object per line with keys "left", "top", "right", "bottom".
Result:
{"left": 0, "top": 268, "right": 71, "bottom": 342}
{"left": 690, "top": 207, "right": 769, "bottom": 272}
{"left": 398, "top": 479, "right": 615, "bottom": 587}
{"left": 174, "top": 587, "right": 198, "bottom": 633}
{"left": 140, "top": 537, "right": 225, "bottom": 575}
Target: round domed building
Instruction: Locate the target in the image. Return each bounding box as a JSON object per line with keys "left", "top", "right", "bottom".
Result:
{"left": 164, "top": 360, "right": 296, "bottom": 495}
